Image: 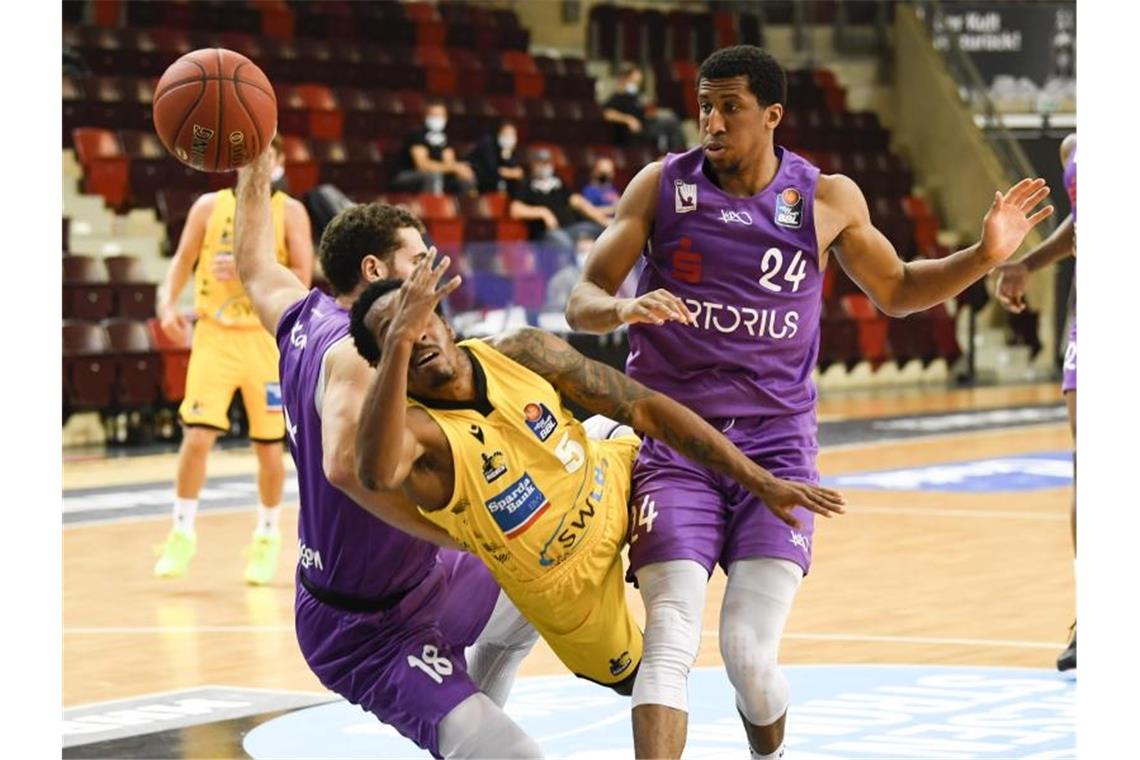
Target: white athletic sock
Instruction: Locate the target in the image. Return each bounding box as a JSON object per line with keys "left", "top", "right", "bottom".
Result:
{"left": 172, "top": 498, "right": 198, "bottom": 535}
{"left": 255, "top": 504, "right": 281, "bottom": 537}
{"left": 752, "top": 742, "right": 785, "bottom": 759}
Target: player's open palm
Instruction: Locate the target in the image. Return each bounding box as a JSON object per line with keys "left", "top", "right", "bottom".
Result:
{"left": 382, "top": 255, "right": 461, "bottom": 345}
{"left": 980, "top": 178, "right": 1054, "bottom": 264}
{"left": 617, "top": 289, "right": 694, "bottom": 326}
{"left": 756, "top": 477, "right": 846, "bottom": 530}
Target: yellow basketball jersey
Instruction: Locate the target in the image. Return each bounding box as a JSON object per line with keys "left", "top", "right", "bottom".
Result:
{"left": 194, "top": 188, "right": 290, "bottom": 328}
{"left": 413, "top": 339, "right": 638, "bottom": 589}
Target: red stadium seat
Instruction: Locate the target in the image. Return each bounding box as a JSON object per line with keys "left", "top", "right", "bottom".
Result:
{"left": 104, "top": 255, "right": 157, "bottom": 321}
{"left": 63, "top": 255, "right": 115, "bottom": 322}
{"left": 104, "top": 318, "right": 163, "bottom": 408}
{"left": 63, "top": 321, "right": 115, "bottom": 412}
{"left": 146, "top": 318, "right": 191, "bottom": 403}
{"left": 840, "top": 293, "right": 890, "bottom": 364}
{"left": 73, "top": 128, "right": 129, "bottom": 207}
{"left": 280, "top": 136, "right": 319, "bottom": 195}
{"left": 416, "top": 194, "right": 459, "bottom": 221}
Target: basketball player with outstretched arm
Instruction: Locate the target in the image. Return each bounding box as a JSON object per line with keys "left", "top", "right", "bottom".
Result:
{"left": 565, "top": 45, "right": 1055, "bottom": 760}
{"left": 231, "top": 147, "right": 544, "bottom": 759}
{"left": 994, "top": 132, "right": 1077, "bottom": 672}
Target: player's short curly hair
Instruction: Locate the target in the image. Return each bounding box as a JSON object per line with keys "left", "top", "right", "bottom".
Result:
{"left": 318, "top": 203, "right": 425, "bottom": 296}
{"left": 697, "top": 45, "right": 787, "bottom": 107}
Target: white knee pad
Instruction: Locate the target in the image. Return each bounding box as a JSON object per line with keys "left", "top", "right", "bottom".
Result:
{"left": 466, "top": 592, "right": 539, "bottom": 708}
{"left": 582, "top": 414, "right": 635, "bottom": 441}
{"left": 437, "top": 693, "right": 544, "bottom": 759}
{"left": 719, "top": 558, "right": 803, "bottom": 727}
{"left": 631, "top": 559, "right": 708, "bottom": 712}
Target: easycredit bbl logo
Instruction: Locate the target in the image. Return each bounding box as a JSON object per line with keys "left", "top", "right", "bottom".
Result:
{"left": 775, "top": 187, "right": 803, "bottom": 228}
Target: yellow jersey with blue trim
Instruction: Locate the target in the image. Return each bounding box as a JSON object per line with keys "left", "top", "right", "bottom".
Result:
{"left": 194, "top": 187, "right": 289, "bottom": 328}
{"left": 412, "top": 339, "right": 639, "bottom": 590}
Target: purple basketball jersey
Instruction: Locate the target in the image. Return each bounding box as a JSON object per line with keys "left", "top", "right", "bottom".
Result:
{"left": 276, "top": 290, "right": 440, "bottom": 599}
{"left": 626, "top": 146, "right": 823, "bottom": 419}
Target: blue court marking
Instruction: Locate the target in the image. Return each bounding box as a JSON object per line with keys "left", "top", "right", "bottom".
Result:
{"left": 243, "top": 665, "right": 1074, "bottom": 759}
{"left": 822, "top": 451, "right": 1073, "bottom": 492}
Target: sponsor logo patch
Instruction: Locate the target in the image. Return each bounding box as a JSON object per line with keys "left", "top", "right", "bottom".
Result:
{"left": 481, "top": 450, "right": 508, "bottom": 484}
{"left": 674, "top": 179, "right": 698, "bottom": 213}
{"left": 775, "top": 187, "right": 804, "bottom": 228}
{"left": 485, "top": 473, "right": 551, "bottom": 538}
{"left": 265, "top": 382, "right": 283, "bottom": 412}
{"left": 609, "top": 650, "right": 633, "bottom": 677}
{"left": 524, "top": 402, "right": 558, "bottom": 442}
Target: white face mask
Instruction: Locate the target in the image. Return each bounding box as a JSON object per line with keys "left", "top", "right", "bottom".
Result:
{"left": 625, "top": 82, "right": 639, "bottom": 95}
{"left": 425, "top": 115, "right": 447, "bottom": 133}
{"left": 534, "top": 165, "right": 554, "bottom": 180}
{"left": 498, "top": 134, "right": 516, "bottom": 150}
{"left": 271, "top": 165, "right": 285, "bottom": 183}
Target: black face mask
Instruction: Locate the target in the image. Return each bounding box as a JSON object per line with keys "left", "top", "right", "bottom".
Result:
{"left": 594, "top": 173, "right": 613, "bottom": 184}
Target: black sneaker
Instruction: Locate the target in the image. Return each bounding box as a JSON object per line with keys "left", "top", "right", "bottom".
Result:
{"left": 1056, "top": 623, "right": 1076, "bottom": 672}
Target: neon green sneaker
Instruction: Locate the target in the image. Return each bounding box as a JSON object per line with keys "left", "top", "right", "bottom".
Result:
{"left": 153, "top": 529, "right": 197, "bottom": 578}
{"left": 244, "top": 532, "right": 282, "bottom": 586}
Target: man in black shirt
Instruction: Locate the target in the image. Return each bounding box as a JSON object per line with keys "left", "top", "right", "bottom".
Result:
{"left": 602, "top": 64, "right": 686, "bottom": 152}
{"left": 390, "top": 100, "right": 477, "bottom": 196}
{"left": 509, "top": 148, "right": 609, "bottom": 256}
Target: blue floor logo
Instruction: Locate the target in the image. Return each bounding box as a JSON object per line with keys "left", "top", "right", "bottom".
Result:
{"left": 243, "top": 665, "right": 1074, "bottom": 759}
{"left": 823, "top": 451, "right": 1073, "bottom": 492}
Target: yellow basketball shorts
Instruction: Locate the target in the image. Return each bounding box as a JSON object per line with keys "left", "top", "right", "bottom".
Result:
{"left": 513, "top": 435, "right": 643, "bottom": 688}
{"left": 178, "top": 319, "right": 284, "bottom": 442}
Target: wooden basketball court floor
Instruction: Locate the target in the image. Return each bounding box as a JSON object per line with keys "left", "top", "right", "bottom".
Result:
{"left": 63, "top": 382, "right": 1075, "bottom": 753}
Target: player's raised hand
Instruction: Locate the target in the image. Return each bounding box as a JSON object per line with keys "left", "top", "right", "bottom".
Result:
{"left": 979, "top": 178, "right": 1055, "bottom": 265}
{"left": 993, "top": 261, "right": 1030, "bottom": 313}
{"left": 752, "top": 477, "right": 846, "bottom": 530}
{"left": 381, "top": 254, "right": 461, "bottom": 346}
{"left": 616, "top": 289, "right": 694, "bottom": 326}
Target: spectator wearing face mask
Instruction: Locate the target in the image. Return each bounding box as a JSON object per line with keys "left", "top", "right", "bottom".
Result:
{"left": 390, "top": 100, "right": 477, "bottom": 196}
{"left": 602, "top": 63, "right": 687, "bottom": 152}
{"left": 465, "top": 120, "right": 526, "bottom": 194}
{"left": 509, "top": 148, "right": 610, "bottom": 257}
{"left": 580, "top": 157, "right": 620, "bottom": 221}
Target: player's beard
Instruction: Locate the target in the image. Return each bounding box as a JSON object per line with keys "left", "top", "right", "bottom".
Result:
{"left": 423, "top": 363, "right": 457, "bottom": 389}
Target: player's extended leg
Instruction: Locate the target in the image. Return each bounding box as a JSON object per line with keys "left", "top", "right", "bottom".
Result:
{"left": 720, "top": 557, "right": 803, "bottom": 759}
{"left": 437, "top": 693, "right": 544, "bottom": 758}
{"left": 245, "top": 440, "right": 286, "bottom": 585}
{"left": 464, "top": 591, "right": 539, "bottom": 708}
{"left": 631, "top": 559, "right": 708, "bottom": 759}
{"left": 153, "top": 425, "right": 220, "bottom": 578}
{"left": 240, "top": 328, "right": 288, "bottom": 585}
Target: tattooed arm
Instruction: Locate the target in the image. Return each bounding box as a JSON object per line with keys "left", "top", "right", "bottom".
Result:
{"left": 487, "top": 328, "right": 845, "bottom": 527}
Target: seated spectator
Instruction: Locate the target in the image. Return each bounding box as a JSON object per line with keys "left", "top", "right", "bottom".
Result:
{"left": 545, "top": 232, "right": 642, "bottom": 314}
{"left": 390, "top": 99, "right": 477, "bottom": 196}
{"left": 465, "top": 120, "right": 525, "bottom": 194}
{"left": 544, "top": 233, "right": 594, "bottom": 313}
{"left": 603, "top": 63, "right": 686, "bottom": 152}
{"left": 509, "top": 149, "right": 609, "bottom": 256}
{"left": 580, "top": 157, "right": 620, "bottom": 221}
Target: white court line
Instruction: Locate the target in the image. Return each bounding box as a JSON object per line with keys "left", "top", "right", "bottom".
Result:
{"left": 849, "top": 505, "right": 1068, "bottom": 521}
{"left": 703, "top": 630, "right": 1061, "bottom": 650}
{"left": 64, "top": 625, "right": 295, "bottom": 634}
{"left": 63, "top": 624, "right": 1059, "bottom": 651}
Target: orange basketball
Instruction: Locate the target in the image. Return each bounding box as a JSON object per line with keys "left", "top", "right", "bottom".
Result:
{"left": 152, "top": 48, "right": 276, "bottom": 173}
